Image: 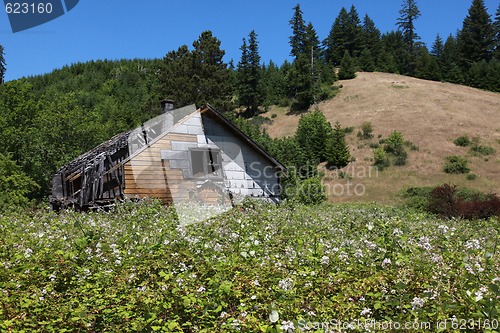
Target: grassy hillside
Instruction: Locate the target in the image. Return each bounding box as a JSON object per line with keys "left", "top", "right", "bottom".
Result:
{"left": 264, "top": 72, "right": 500, "bottom": 204}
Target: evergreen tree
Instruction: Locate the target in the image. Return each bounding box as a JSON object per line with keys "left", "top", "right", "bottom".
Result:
{"left": 397, "top": 0, "right": 420, "bottom": 75}
{"left": 346, "top": 5, "right": 363, "bottom": 58}
{"left": 287, "top": 54, "right": 314, "bottom": 111}
{"left": 326, "top": 121, "right": 351, "bottom": 169}
{"left": 379, "top": 31, "right": 406, "bottom": 73}
{"left": 237, "top": 30, "right": 262, "bottom": 115}
{"left": 360, "top": 14, "right": 381, "bottom": 64}
{"left": 324, "top": 7, "right": 350, "bottom": 66}
{"left": 261, "top": 61, "right": 288, "bottom": 107}
{"left": 304, "top": 22, "right": 322, "bottom": 105}
{"left": 458, "top": 0, "right": 495, "bottom": 68}
{"left": 338, "top": 51, "right": 357, "bottom": 80}
{"left": 397, "top": 0, "right": 421, "bottom": 74}
{"left": 441, "top": 34, "right": 463, "bottom": 82}
{"left": 494, "top": 4, "right": 500, "bottom": 59}
{"left": 431, "top": 33, "right": 444, "bottom": 58}
{"left": 0, "top": 45, "right": 5, "bottom": 85}
{"left": 289, "top": 4, "right": 307, "bottom": 58}
{"left": 295, "top": 110, "right": 332, "bottom": 163}
{"left": 359, "top": 49, "right": 376, "bottom": 72}
{"left": 415, "top": 46, "right": 441, "bottom": 81}
{"left": 191, "top": 31, "right": 232, "bottom": 110}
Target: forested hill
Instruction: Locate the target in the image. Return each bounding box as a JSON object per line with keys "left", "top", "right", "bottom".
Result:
{"left": 0, "top": 59, "right": 164, "bottom": 199}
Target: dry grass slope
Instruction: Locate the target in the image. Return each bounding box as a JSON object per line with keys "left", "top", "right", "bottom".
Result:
{"left": 264, "top": 72, "right": 500, "bottom": 204}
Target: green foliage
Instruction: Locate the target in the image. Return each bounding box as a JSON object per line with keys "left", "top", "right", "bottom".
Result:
{"left": 237, "top": 30, "right": 262, "bottom": 114}
{"left": 358, "top": 121, "right": 374, "bottom": 139}
{"left": 443, "top": 155, "right": 470, "bottom": 174}
{"left": 295, "top": 110, "right": 332, "bottom": 163}
{"left": 1, "top": 201, "right": 498, "bottom": 331}
{"left": 326, "top": 121, "right": 351, "bottom": 168}
{"left": 0, "top": 153, "right": 39, "bottom": 211}
{"left": 458, "top": 0, "right": 495, "bottom": 67}
{"left": 454, "top": 134, "right": 471, "bottom": 147}
{"left": 338, "top": 51, "right": 357, "bottom": 80}
{"left": 373, "top": 147, "right": 390, "bottom": 170}
{"left": 296, "top": 177, "right": 327, "bottom": 205}
{"left": 397, "top": 0, "right": 421, "bottom": 75}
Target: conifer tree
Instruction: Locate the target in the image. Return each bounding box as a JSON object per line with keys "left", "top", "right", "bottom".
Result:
{"left": 191, "top": 31, "right": 232, "bottom": 110}
{"left": 458, "top": 0, "right": 494, "bottom": 67}
{"left": 326, "top": 121, "right": 351, "bottom": 169}
{"left": 338, "top": 51, "right": 357, "bottom": 80}
{"left": 295, "top": 110, "right": 332, "bottom": 163}
{"left": 324, "top": 7, "right": 350, "bottom": 66}
{"left": 397, "top": 0, "right": 421, "bottom": 74}
{"left": 441, "top": 34, "right": 463, "bottom": 82}
{"left": 431, "top": 33, "right": 444, "bottom": 58}
{"left": 360, "top": 14, "right": 381, "bottom": 63}
{"left": 494, "top": 4, "right": 500, "bottom": 59}
{"left": 289, "top": 4, "right": 307, "bottom": 59}
{"left": 237, "top": 30, "right": 262, "bottom": 115}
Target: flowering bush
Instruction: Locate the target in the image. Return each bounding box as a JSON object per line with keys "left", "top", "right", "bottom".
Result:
{"left": 0, "top": 200, "right": 498, "bottom": 332}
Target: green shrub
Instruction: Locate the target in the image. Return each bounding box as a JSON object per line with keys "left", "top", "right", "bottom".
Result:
{"left": 466, "top": 173, "right": 477, "bottom": 181}
{"left": 470, "top": 144, "right": 496, "bottom": 156}
{"left": 453, "top": 135, "right": 471, "bottom": 147}
{"left": 384, "top": 131, "right": 405, "bottom": 154}
{"left": 443, "top": 155, "right": 470, "bottom": 174}
{"left": 297, "top": 177, "right": 327, "bottom": 205}
{"left": 373, "top": 147, "right": 390, "bottom": 170}
{"left": 357, "top": 122, "right": 374, "bottom": 140}
{"left": 0, "top": 153, "right": 39, "bottom": 212}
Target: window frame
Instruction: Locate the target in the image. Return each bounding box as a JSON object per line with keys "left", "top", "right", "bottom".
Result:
{"left": 189, "top": 148, "right": 223, "bottom": 180}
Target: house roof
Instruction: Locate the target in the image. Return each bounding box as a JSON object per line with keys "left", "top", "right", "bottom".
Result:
{"left": 201, "top": 104, "right": 286, "bottom": 172}
{"left": 54, "top": 103, "right": 286, "bottom": 179}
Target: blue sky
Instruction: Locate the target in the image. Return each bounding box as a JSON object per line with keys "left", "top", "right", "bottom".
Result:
{"left": 1, "top": 0, "right": 499, "bottom": 81}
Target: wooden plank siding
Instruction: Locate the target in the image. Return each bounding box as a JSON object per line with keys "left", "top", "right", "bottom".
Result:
{"left": 123, "top": 132, "right": 198, "bottom": 203}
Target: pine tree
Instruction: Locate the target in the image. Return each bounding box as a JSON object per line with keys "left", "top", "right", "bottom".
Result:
{"left": 397, "top": 0, "right": 421, "bottom": 75}
{"left": 0, "top": 45, "right": 5, "bottom": 85}
{"left": 346, "top": 5, "right": 363, "bottom": 58}
{"left": 494, "top": 4, "right": 500, "bottom": 59}
{"left": 237, "top": 31, "right": 262, "bottom": 115}
{"left": 326, "top": 121, "right": 351, "bottom": 169}
{"left": 359, "top": 49, "right": 376, "bottom": 72}
{"left": 360, "top": 14, "right": 381, "bottom": 64}
{"left": 295, "top": 110, "right": 332, "bottom": 163}
{"left": 289, "top": 4, "right": 307, "bottom": 59}
{"left": 338, "top": 51, "right": 357, "bottom": 80}
{"left": 415, "top": 46, "right": 441, "bottom": 81}
{"left": 458, "top": 0, "right": 494, "bottom": 68}
{"left": 380, "top": 31, "right": 406, "bottom": 73}
{"left": 441, "top": 34, "right": 463, "bottom": 82}
{"left": 431, "top": 33, "right": 444, "bottom": 58}
{"left": 324, "top": 7, "right": 350, "bottom": 66}
{"left": 191, "top": 31, "right": 232, "bottom": 110}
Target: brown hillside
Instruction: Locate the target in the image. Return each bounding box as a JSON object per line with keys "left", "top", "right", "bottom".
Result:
{"left": 264, "top": 72, "right": 500, "bottom": 204}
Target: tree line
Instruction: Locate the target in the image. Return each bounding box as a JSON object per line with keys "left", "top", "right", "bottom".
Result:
{"left": 0, "top": 0, "right": 498, "bottom": 206}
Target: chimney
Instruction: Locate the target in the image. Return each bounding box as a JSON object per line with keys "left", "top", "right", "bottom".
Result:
{"left": 160, "top": 99, "right": 174, "bottom": 114}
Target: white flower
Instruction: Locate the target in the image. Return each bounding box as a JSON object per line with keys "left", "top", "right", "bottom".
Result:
{"left": 465, "top": 239, "right": 481, "bottom": 250}
{"left": 253, "top": 280, "right": 260, "bottom": 286}
{"left": 250, "top": 295, "right": 257, "bottom": 300}
{"left": 278, "top": 277, "right": 294, "bottom": 291}
{"left": 24, "top": 248, "right": 33, "bottom": 258}
{"left": 417, "top": 236, "right": 432, "bottom": 251}
{"left": 280, "top": 320, "right": 295, "bottom": 331}
{"left": 411, "top": 297, "right": 425, "bottom": 310}
{"left": 269, "top": 310, "right": 279, "bottom": 323}
{"left": 197, "top": 286, "right": 206, "bottom": 293}
{"left": 382, "top": 258, "right": 392, "bottom": 268}
{"left": 321, "top": 255, "right": 330, "bottom": 265}
{"left": 360, "top": 307, "right": 372, "bottom": 316}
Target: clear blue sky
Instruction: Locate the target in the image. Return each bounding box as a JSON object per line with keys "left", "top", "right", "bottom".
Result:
{"left": 1, "top": 0, "right": 499, "bottom": 81}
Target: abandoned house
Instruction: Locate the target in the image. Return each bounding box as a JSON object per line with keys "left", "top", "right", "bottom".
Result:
{"left": 49, "top": 102, "right": 286, "bottom": 210}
